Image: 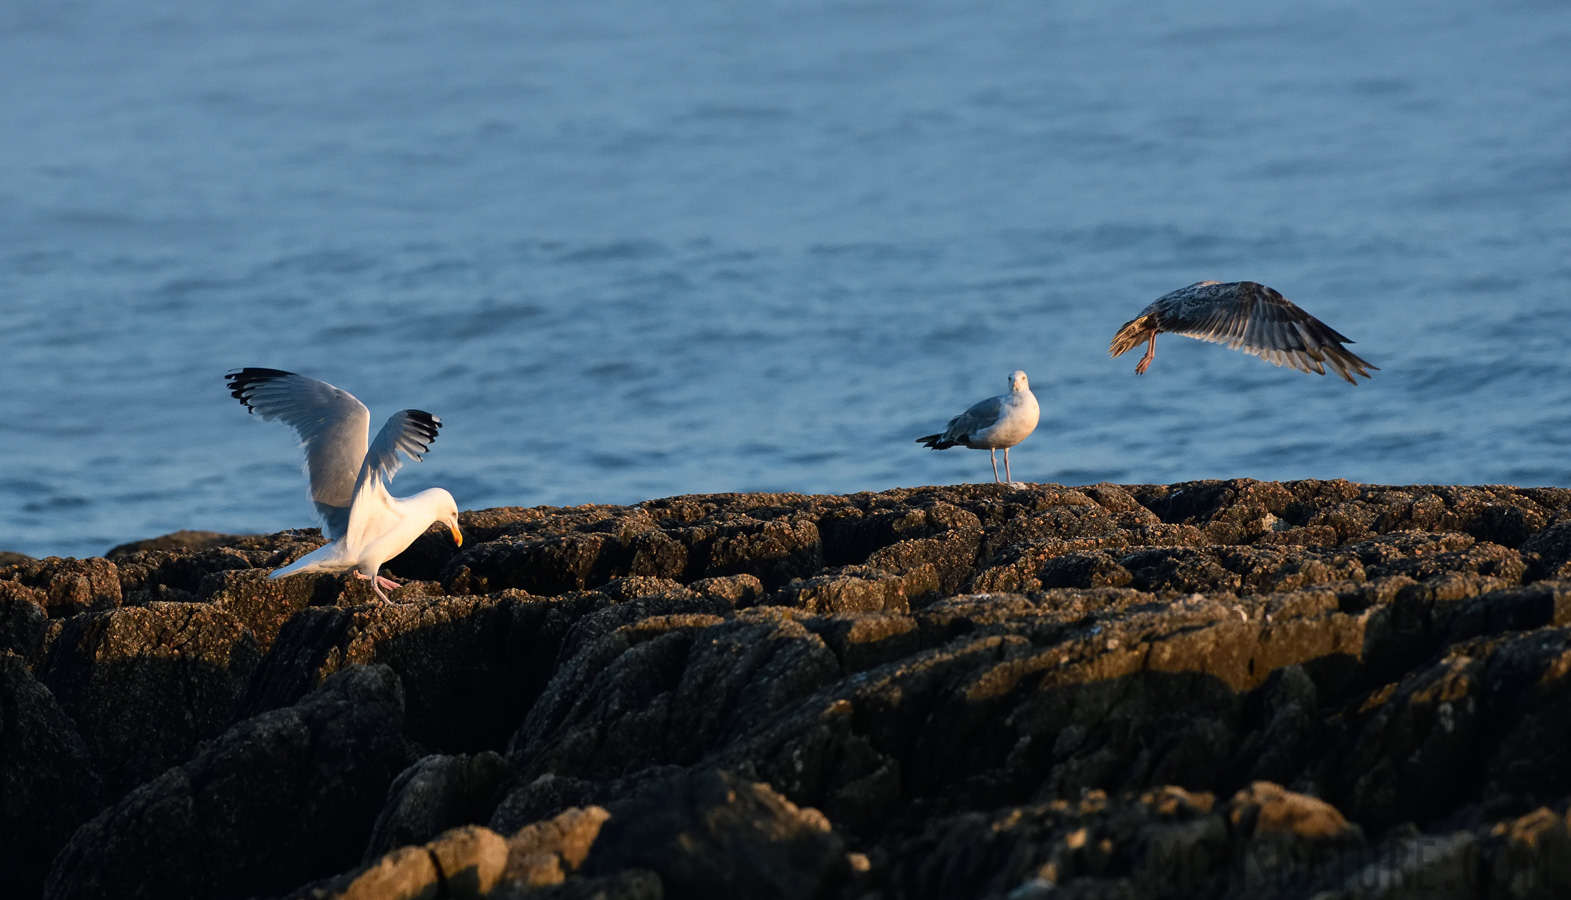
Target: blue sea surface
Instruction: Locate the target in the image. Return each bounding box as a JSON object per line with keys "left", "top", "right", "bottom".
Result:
{"left": 2, "top": 0, "right": 1569, "bottom": 558}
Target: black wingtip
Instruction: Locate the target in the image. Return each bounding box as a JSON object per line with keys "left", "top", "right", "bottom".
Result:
{"left": 225, "top": 367, "right": 297, "bottom": 410}
{"left": 406, "top": 410, "right": 442, "bottom": 442}
{"left": 225, "top": 367, "right": 295, "bottom": 383}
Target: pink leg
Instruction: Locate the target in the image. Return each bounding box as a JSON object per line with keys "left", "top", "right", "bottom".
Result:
{"left": 1004, "top": 448, "right": 1013, "bottom": 483}
{"left": 353, "top": 570, "right": 393, "bottom": 602}
{"left": 989, "top": 449, "right": 1001, "bottom": 483}
{"left": 1135, "top": 332, "right": 1156, "bottom": 374}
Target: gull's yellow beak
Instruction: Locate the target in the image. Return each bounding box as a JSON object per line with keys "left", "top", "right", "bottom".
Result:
{"left": 450, "top": 524, "right": 463, "bottom": 547}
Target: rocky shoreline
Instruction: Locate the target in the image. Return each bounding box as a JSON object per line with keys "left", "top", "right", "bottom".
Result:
{"left": 6, "top": 479, "right": 1571, "bottom": 899}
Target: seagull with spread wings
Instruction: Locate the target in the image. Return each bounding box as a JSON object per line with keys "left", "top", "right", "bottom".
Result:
{"left": 1109, "top": 281, "right": 1376, "bottom": 384}
{"left": 225, "top": 367, "right": 462, "bottom": 602}
{"left": 916, "top": 370, "right": 1040, "bottom": 484}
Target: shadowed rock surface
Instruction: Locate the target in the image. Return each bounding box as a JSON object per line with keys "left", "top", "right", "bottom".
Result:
{"left": 44, "top": 664, "right": 414, "bottom": 900}
{"left": 106, "top": 530, "right": 259, "bottom": 559}
{"left": 7, "top": 480, "right": 1571, "bottom": 898}
{"left": 36, "top": 602, "right": 263, "bottom": 796}
{"left": 0, "top": 652, "right": 103, "bottom": 899}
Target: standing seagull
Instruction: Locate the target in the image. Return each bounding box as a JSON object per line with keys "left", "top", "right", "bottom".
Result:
{"left": 916, "top": 370, "right": 1040, "bottom": 484}
{"left": 1109, "top": 281, "right": 1376, "bottom": 384}
{"left": 225, "top": 368, "right": 462, "bottom": 602}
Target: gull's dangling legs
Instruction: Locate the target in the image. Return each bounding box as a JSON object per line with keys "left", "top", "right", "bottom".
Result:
{"left": 990, "top": 449, "right": 1001, "bottom": 483}
{"left": 1135, "top": 332, "right": 1157, "bottom": 375}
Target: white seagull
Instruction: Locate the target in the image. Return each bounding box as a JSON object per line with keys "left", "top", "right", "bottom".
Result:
{"left": 916, "top": 370, "right": 1040, "bottom": 484}
{"left": 225, "top": 367, "right": 462, "bottom": 602}
{"left": 1109, "top": 281, "right": 1377, "bottom": 384}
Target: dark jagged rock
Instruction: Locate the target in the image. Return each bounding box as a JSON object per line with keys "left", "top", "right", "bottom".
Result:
{"left": 688, "top": 572, "right": 766, "bottom": 606}
{"left": 2, "top": 557, "right": 122, "bottom": 617}
{"left": 545, "top": 593, "right": 733, "bottom": 670}
{"left": 803, "top": 611, "right": 920, "bottom": 675}
{"left": 44, "top": 664, "right": 414, "bottom": 900}
{"left": 364, "top": 752, "right": 511, "bottom": 861}
{"left": 445, "top": 532, "right": 628, "bottom": 595}
{"left": 773, "top": 565, "right": 912, "bottom": 614}
{"left": 680, "top": 512, "right": 824, "bottom": 589}
{"left": 36, "top": 602, "right": 262, "bottom": 798}
{"left": 235, "top": 604, "right": 360, "bottom": 716}
{"left": 861, "top": 528, "right": 984, "bottom": 601}
{"left": 106, "top": 530, "right": 257, "bottom": 559}
{"left": 507, "top": 609, "right": 839, "bottom": 782}
{"left": 19, "top": 481, "right": 1571, "bottom": 899}
{"left": 818, "top": 497, "right": 981, "bottom": 566}
{"left": 1232, "top": 665, "right": 1320, "bottom": 787}
{"left": 489, "top": 769, "right": 687, "bottom": 837}
{"left": 240, "top": 590, "right": 653, "bottom": 754}
{"left": 1521, "top": 520, "right": 1571, "bottom": 580}
{"left": 881, "top": 781, "right": 1365, "bottom": 900}
{"left": 439, "top": 508, "right": 690, "bottom": 596}
{"left": 581, "top": 768, "right": 849, "bottom": 900}
{"left": 196, "top": 568, "right": 358, "bottom": 651}
{"left": 1482, "top": 806, "right": 1571, "bottom": 897}
{"left": 0, "top": 652, "right": 104, "bottom": 900}
{"left": 0, "top": 582, "right": 49, "bottom": 657}
{"left": 110, "top": 541, "right": 308, "bottom": 604}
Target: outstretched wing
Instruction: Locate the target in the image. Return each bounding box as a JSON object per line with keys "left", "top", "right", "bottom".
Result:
{"left": 225, "top": 368, "right": 370, "bottom": 538}
{"left": 356, "top": 409, "right": 441, "bottom": 493}
{"left": 344, "top": 410, "right": 442, "bottom": 547}
{"left": 1161, "top": 281, "right": 1378, "bottom": 384}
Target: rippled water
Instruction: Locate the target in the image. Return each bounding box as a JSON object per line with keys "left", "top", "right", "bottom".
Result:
{"left": 3, "top": 0, "right": 1569, "bottom": 558}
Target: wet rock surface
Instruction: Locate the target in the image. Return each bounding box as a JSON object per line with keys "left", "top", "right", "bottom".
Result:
{"left": 8, "top": 480, "right": 1571, "bottom": 898}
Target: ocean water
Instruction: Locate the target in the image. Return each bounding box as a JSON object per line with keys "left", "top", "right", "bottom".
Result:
{"left": 2, "top": 0, "right": 1569, "bottom": 559}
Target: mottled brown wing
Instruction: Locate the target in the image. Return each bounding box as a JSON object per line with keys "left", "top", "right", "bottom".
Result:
{"left": 1164, "top": 282, "right": 1377, "bottom": 384}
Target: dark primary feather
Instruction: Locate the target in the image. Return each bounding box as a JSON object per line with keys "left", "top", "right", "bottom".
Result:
{"left": 225, "top": 367, "right": 297, "bottom": 411}
{"left": 361, "top": 409, "right": 442, "bottom": 483}
{"left": 916, "top": 432, "right": 956, "bottom": 450}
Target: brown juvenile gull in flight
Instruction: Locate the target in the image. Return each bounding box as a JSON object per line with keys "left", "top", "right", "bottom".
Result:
{"left": 916, "top": 370, "right": 1040, "bottom": 484}
{"left": 1109, "top": 281, "right": 1376, "bottom": 384}
{"left": 225, "top": 367, "right": 462, "bottom": 602}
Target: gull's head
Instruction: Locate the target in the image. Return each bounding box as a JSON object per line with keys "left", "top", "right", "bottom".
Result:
{"left": 1009, "top": 370, "right": 1030, "bottom": 392}
{"left": 427, "top": 488, "right": 463, "bottom": 547}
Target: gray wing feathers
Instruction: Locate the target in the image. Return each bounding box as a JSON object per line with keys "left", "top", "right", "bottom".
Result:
{"left": 226, "top": 368, "right": 370, "bottom": 537}
{"left": 314, "top": 502, "right": 351, "bottom": 542}
{"left": 1162, "top": 282, "right": 1376, "bottom": 384}
{"left": 354, "top": 409, "right": 442, "bottom": 495}
{"left": 946, "top": 395, "right": 1004, "bottom": 441}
